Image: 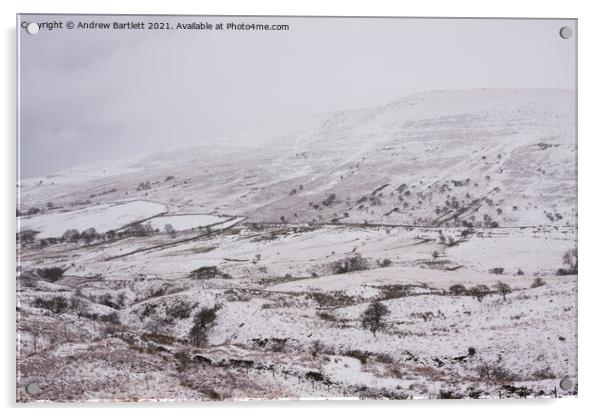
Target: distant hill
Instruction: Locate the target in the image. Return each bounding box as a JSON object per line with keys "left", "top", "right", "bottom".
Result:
{"left": 19, "top": 89, "right": 576, "bottom": 228}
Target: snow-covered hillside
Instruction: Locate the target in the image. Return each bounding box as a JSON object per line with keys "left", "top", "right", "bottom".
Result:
{"left": 16, "top": 89, "right": 577, "bottom": 402}
{"left": 18, "top": 89, "right": 576, "bottom": 227}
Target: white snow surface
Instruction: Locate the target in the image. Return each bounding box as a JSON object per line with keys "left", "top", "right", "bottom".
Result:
{"left": 19, "top": 201, "right": 167, "bottom": 238}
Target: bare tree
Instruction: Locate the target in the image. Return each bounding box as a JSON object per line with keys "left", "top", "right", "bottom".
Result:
{"left": 494, "top": 281, "right": 512, "bottom": 301}
{"left": 361, "top": 301, "right": 390, "bottom": 336}
{"left": 164, "top": 223, "right": 176, "bottom": 237}
{"left": 81, "top": 227, "right": 99, "bottom": 244}
{"left": 189, "top": 306, "right": 219, "bottom": 347}
{"left": 563, "top": 248, "right": 578, "bottom": 274}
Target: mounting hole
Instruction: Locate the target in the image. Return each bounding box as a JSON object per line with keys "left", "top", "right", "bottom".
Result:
{"left": 559, "top": 26, "right": 573, "bottom": 40}
{"left": 25, "top": 382, "right": 40, "bottom": 395}
{"left": 559, "top": 376, "right": 573, "bottom": 391}
{"left": 25, "top": 22, "right": 40, "bottom": 35}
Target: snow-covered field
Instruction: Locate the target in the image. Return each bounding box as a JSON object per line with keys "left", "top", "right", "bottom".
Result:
{"left": 16, "top": 89, "right": 577, "bottom": 402}
{"left": 18, "top": 201, "right": 167, "bottom": 238}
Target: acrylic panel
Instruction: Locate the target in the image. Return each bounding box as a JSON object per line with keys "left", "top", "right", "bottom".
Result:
{"left": 16, "top": 15, "right": 577, "bottom": 402}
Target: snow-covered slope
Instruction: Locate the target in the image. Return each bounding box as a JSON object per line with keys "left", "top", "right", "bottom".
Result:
{"left": 18, "top": 89, "right": 576, "bottom": 227}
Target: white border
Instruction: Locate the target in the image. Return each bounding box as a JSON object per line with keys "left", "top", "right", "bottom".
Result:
{"left": 2, "top": 1, "right": 600, "bottom": 415}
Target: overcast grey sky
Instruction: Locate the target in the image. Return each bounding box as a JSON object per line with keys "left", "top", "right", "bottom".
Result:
{"left": 18, "top": 15, "right": 576, "bottom": 178}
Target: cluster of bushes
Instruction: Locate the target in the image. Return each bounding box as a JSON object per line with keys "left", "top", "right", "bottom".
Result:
{"left": 321, "top": 193, "right": 338, "bottom": 207}
{"left": 82, "top": 311, "right": 121, "bottom": 324}
{"left": 475, "top": 362, "right": 517, "bottom": 383}
{"left": 307, "top": 291, "right": 355, "bottom": 308}
{"left": 32, "top": 295, "right": 121, "bottom": 324}
{"left": 18, "top": 207, "right": 42, "bottom": 217}
{"left": 447, "top": 282, "right": 512, "bottom": 302}
{"left": 70, "top": 199, "right": 92, "bottom": 207}
{"left": 437, "top": 231, "right": 458, "bottom": 247}
{"left": 316, "top": 311, "right": 337, "bottom": 321}
{"left": 35, "top": 267, "right": 65, "bottom": 282}
{"left": 376, "top": 258, "right": 392, "bottom": 268}
{"left": 97, "top": 292, "right": 127, "bottom": 309}
{"left": 89, "top": 188, "right": 117, "bottom": 198}
{"left": 16, "top": 230, "right": 39, "bottom": 243}
{"left": 189, "top": 266, "right": 231, "bottom": 280}
{"left": 330, "top": 254, "right": 369, "bottom": 274}
{"left": 166, "top": 300, "right": 198, "bottom": 320}
{"left": 123, "top": 223, "right": 157, "bottom": 237}
{"left": 379, "top": 284, "right": 412, "bottom": 300}
{"left": 448, "top": 284, "right": 488, "bottom": 302}
{"left": 32, "top": 296, "right": 69, "bottom": 314}
{"left": 60, "top": 228, "right": 100, "bottom": 244}
{"left": 137, "top": 180, "right": 151, "bottom": 191}
{"left": 343, "top": 349, "right": 371, "bottom": 364}
{"left": 28, "top": 220, "right": 176, "bottom": 248}
{"left": 482, "top": 214, "right": 499, "bottom": 228}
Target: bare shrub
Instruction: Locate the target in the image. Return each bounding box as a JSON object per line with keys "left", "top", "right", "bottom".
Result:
{"left": 531, "top": 366, "right": 556, "bottom": 380}
{"left": 343, "top": 349, "right": 370, "bottom": 364}
{"left": 468, "top": 284, "right": 490, "bottom": 303}
{"left": 69, "top": 296, "right": 88, "bottom": 317}
{"left": 374, "top": 353, "right": 394, "bottom": 364}
{"left": 309, "top": 340, "right": 325, "bottom": 357}
{"left": 380, "top": 284, "right": 412, "bottom": 300}
{"left": 475, "top": 362, "right": 517, "bottom": 383}
{"left": 98, "top": 293, "right": 120, "bottom": 309}
{"left": 61, "top": 229, "right": 80, "bottom": 242}
{"left": 100, "top": 312, "right": 121, "bottom": 325}
{"left": 36, "top": 267, "right": 65, "bottom": 282}
{"left": 166, "top": 300, "right": 198, "bottom": 320}
{"left": 440, "top": 390, "right": 463, "bottom": 399}
{"left": 174, "top": 351, "right": 191, "bottom": 371}
{"left": 411, "top": 311, "right": 435, "bottom": 322}
{"left": 308, "top": 292, "right": 355, "bottom": 308}
{"left": 377, "top": 258, "right": 392, "bottom": 268}
{"left": 317, "top": 311, "right": 337, "bottom": 321}
{"left": 322, "top": 193, "right": 338, "bottom": 206}
{"left": 448, "top": 284, "right": 467, "bottom": 296}
{"left": 17, "top": 230, "right": 38, "bottom": 243}
{"left": 200, "top": 388, "right": 222, "bottom": 400}
{"left": 489, "top": 267, "right": 504, "bottom": 275}
{"left": 531, "top": 277, "right": 546, "bottom": 288}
